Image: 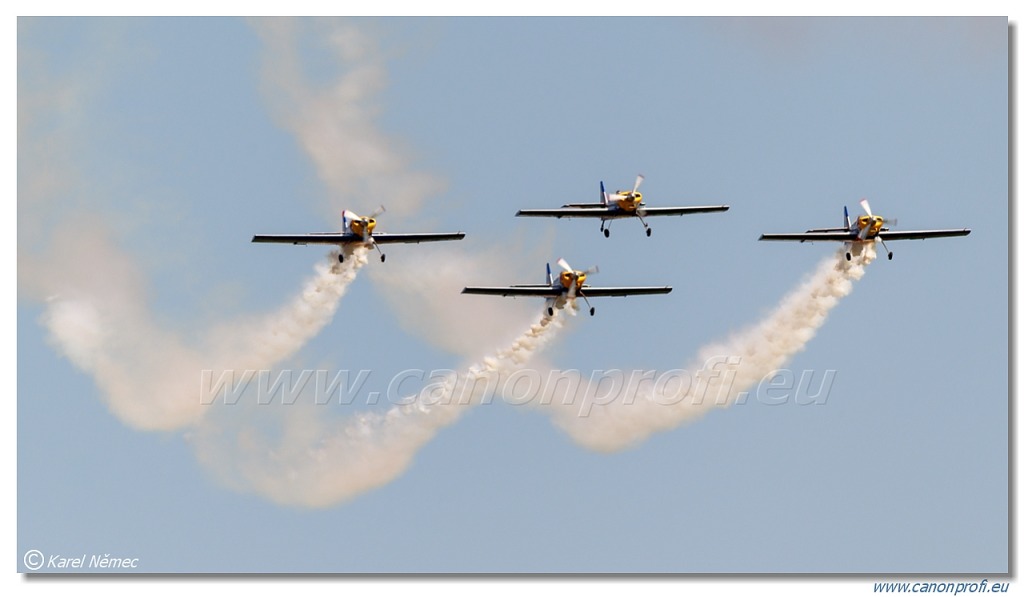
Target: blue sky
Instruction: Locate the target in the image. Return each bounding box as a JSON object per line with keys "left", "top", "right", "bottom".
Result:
{"left": 16, "top": 16, "right": 1008, "bottom": 580}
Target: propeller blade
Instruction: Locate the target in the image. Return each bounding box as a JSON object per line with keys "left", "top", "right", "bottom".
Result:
{"left": 371, "top": 205, "right": 386, "bottom": 218}
{"left": 556, "top": 258, "right": 573, "bottom": 273}
{"left": 631, "top": 174, "right": 644, "bottom": 196}
{"left": 583, "top": 265, "right": 599, "bottom": 276}
{"left": 859, "top": 198, "right": 874, "bottom": 218}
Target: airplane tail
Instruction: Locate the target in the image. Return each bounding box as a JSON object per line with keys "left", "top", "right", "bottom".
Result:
{"left": 844, "top": 206, "right": 851, "bottom": 230}
{"left": 546, "top": 263, "right": 554, "bottom": 285}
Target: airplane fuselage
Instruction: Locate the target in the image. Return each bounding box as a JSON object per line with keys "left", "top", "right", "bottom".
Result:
{"left": 556, "top": 202, "right": 644, "bottom": 219}
{"left": 515, "top": 177, "right": 728, "bottom": 238}
{"left": 758, "top": 202, "right": 970, "bottom": 262}
{"left": 804, "top": 218, "right": 887, "bottom": 242}
{"left": 252, "top": 207, "right": 464, "bottom": 264}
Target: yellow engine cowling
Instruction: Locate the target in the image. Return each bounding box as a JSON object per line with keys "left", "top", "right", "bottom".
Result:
{"left": 615, "top": 192, "right": 643, "bottom": 212}
{"left": 856, "top": 215, "right": 884, "bottom": 237}
{"left": 349, "top": 218, "right": 377, "bottom": 238}
{"left": 559, "top": 271, "right": 586, "bottom": 290}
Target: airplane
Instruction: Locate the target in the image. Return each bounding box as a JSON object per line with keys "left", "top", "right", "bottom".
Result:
{"left": 252, "top": 206, "right": 465, "bottom": 263}
{"left": 515, "top": 174, "right": 730, "bottom": 237}
{"left": 461, "top": 258, "right": 672, "bottom": 317}
{"left": 758, "top": 199, "right": 971, "bottom": 261}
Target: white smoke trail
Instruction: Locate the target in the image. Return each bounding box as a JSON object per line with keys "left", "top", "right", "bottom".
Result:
{"left": 193, "top": 310, "right": 568, "bottom": 508}
{"left": 178, "top": 20, "right": 574, "bottom": 506}
{"left": 544, "top": 244, "right": 876, "bottom": 452}
{"left": 19, "top": 20, "right": 379, "bottom": 433}
{"left": 367, "top": 238, "right": 555, "bottom": 357}
{"left": 252, "top": 18, "right": 558, "bottom": 359}
{"left": 251, "top": 17, "right": 445, "bottom": 220}
{"left": 206, "top": 246, "right": 369, "bottom": 370}
{"left": 38, "top": 244, "right": 369, "bottom": 431}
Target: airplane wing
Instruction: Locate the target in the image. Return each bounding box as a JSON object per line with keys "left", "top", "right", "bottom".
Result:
{"left": 641, "top": 205, "right": 730, "bottom": 216}
{"left": 516, "top": 208, "right": 610, "bottom": 218}
{"left": 578, "top": 286, "right": 673, "bottom": 297}
{"left": 368, "top": 232, "right": 466, "bottom": 244}
{"left": 462, "top": 285, "right": 672, "bottom": 298}
{"left": 251, "top": 232, "right": 465, "bottom": 245}
{"left": 517, "top": 206, "right": 729, "bottom": 218}
{"left": 251, "top": 233, "right": 357, "bottom": 245}
{"left": 877, "top": 229, "right": 971, "bottom": 241}
{"left": 760, "top": 229, "right": 972, "bottom": 242}
{"left": 758, "top": 232, "right": 855, "bottom": 242}
{"left": 462, "top": 285, "right": 560, "bottom": 297}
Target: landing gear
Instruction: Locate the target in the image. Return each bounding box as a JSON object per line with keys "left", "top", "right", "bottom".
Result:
{"left": 637, "top": 213, "right": 651, "bottom": 237}
{"left": 370, "top": 240, "right": 386, "bottom": 263}
{"left": 878, "top": 237, "right": 893, "bottom": 261}
{"left": 600, "top": 221, "right": 610, "bottom": 238}
{"left": 603, "top": 228, "right": 610, "bottom": 238}
{"left": 846, "top": 252, "right": 851, "bottom": 261}
{"left": 338, "top": 253, "right": 345, "bottom": 263}
{"left": 579, "top": 293, "right": 594, "bottom": 317}
{"left": 547, "top": 307, "right": 554, "bottom": 317}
